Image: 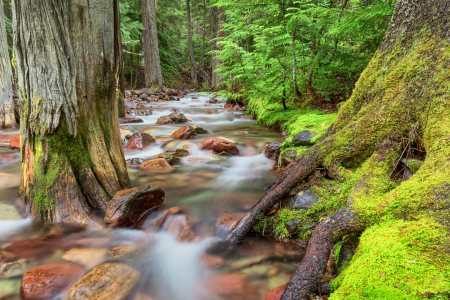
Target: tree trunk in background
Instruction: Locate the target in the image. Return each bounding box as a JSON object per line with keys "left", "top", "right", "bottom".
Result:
{"left": 200, "top": 0, "right": 206, "bottom": 71}
{"left": 118, "top": 8, "right": 125, "bottom": 118}
{"left": 13, "top": 0, "right": 131, "bottom": 224}
{"left": 2, "top": 1, "right": 12, "bottom": 59}
{"left": 305, "top": 35, "right": 316, "bottom": 95}
{"left": 186, "top": 0, "right": 197, "bottom": 85}
{"left": 0, "top": 2, "right": 16, "bottom": 129}
{"left": 211, "top": 7, "right": 225, "bottom": 90}
{"left": 142, "top": 0, "right": 163, "bottom": 89}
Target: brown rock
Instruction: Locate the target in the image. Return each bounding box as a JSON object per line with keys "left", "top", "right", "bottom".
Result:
{"left": 167, "top": 215, "right": 199, "bottom": 242}
{"left": 20, "top": 262, "right": 84, "bottom": 300}
{"left": 261, "top": 142, "right": 282, "bottom": 159}
{"left": 125, "top": 133, "right": 155, "bottom": 151}
{"left": 164, "top": 148, "right": 190, "bottom": 157}
{"left": 265, "top": 283, "right": 286, "bottom": 300}
{"left": 143, "top": 207, "right": 187, "bottom": 230}
{"left": 203, "top": 273, "right": 256, "bottom": 300}
{"left": 0, "top": 134, "right": 13, "bottom": 143}
{"left": 201, "top": 254, "right": 225, "bottom": 268}
{"left": 9, "top": 134, "right": 20, "bottom": 150}
{"left": 200, "top": 138, "right": 240, "bottom": 156}
{"left": 156, "top": 112, "right": 190, "bottom": 125}
{"left": 64, "top": 263, "right": 139, "bottom": 300}
{"left": 119, "top": 117, "right": 144, "bottom": 124}
{"left": 109, "top": 246, "right": 133, "bottom": 257}
{"left": 4, "top": 233, "right": 65, "bottom": 259}
{"left": 104, "top": 185, "right": 165, "bottom": 228}
{"left": 140, "top": 158, "right": 173, "bottom": 171}
{"left": 215, "top": 213, "right": 246, "bottom": 238}
{"left": 169, "top": 107, "right": 180, "bottom": 112}
{"left": 172, "top": 126, "right": 198, "bottom": 139}
{"left": 224, "top": 104, "right": 234, "bottom": 109}
{"left": 166, "top": 89, "right": 177, "bottom": 96}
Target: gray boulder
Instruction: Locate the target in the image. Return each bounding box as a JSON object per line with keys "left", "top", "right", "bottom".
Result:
{"left": 286, "top": 189, "right": 319, "bottom": 210}
{"left": 293, "top": 130, "right": 318, "bottom": 146}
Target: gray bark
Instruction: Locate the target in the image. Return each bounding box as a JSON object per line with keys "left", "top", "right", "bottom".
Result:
{"left": 186, "top": 0, "right": 197, "bottom": 84}
{"left": 13, "top": 0, "right": 130, "bottom": 224}
{"left": 211, "top": 7, "right": 225, "bottom": 90}
{"left": 142, "top": 0, "right": 163, "bottom": 89}
{"left": 0, "top": 2, "right": 16, "bottom": 129}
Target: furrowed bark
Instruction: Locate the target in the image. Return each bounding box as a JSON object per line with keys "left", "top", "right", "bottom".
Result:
{"left": 14, "top": 0, "right": 131, "bottom": 224}
{"left": 142, "top": 0, "right": 163, "bottom": 89}
{"left": 0, "top": 2, "right": 16, "bottom": 129}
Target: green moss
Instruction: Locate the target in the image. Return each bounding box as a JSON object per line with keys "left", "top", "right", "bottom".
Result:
{"left": 330, "top": 218, "right": 450, "bottom": 299}
{"left": 253, "top": 208, "right": 305, "bottom": 240}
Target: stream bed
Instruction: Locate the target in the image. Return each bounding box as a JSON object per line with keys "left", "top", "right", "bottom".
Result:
{"left": 0, "top": 93, "right": 305, "bottom": 300}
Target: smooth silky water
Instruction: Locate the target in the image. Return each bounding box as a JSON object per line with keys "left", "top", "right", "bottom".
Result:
{"left": 0, "top": 93, "right": 305, "bottom": 300}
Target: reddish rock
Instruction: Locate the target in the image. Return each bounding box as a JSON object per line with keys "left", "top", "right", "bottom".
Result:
{"left": 119, "top": 117, "right": 144, "bottom": 124}
{"left": 265, "top": 284, "right": 287, "bottom": 300}
{"left": 125, "top": 133, "right": 155, "bottom": 151}
{"left": 104, "top": 185, "right": 165, "bottom": 228}
{"left": 4, "top": 233, "right": 65, "bottom": 259}
{"left": 177, "top": 94, "right": 183, "bottom": 98}
{"left": 169, "top": 107, "right": 180, "bottom": 112}
{"left": 224, "top": 104, "right": 234, "bottom": 109}
{"left": 140, "top": 158, "right": 173, "bottom": 171}
{"left": 215, "top": 213, "right": 246, "bottom": 238}
{"left": 167, "top": 215, "right": 199, "bottom": 242}
{"left": 144, "top": 207, "right": 187, "bottom": 230}
{"left": 262, "top": 142, "right": 282, "bottom": 159}
{"left": 172, "top": 126, "right": 198, "bottom": 139}
{"left": 20, "top": 262, "right": 84, "bottom": 300}
{"left": 203, "top": 273, "right": 257, "bottom": 300}
{"left": 9, "top": 134, "right": 20, "bottom": 150}
{"left": 201, "top": 254, "right": 226, "bottom": 268}
{"left": 0, "top": 134, "right": 13, "bottom": 143}
{"left": 200, "top": 138, "right": 240, "bottom": 156}
{"left": 156, "top": 112, "right": 190, "bottom": 125}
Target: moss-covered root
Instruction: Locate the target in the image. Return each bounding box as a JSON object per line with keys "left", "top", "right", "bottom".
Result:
{"left": 280, "top": 140, "right": 400, "bottom": 299}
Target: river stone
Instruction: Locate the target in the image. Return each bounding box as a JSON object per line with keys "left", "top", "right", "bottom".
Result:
{"left": 9, "top": 134, "right": 20, "bottom": 150}
{"left": 125, "top": 158, "right": 146, "bottom": 167}
{"left": 64, "top": 263, "right": 140, "bottom": 300}
{"left": 286, "top": 190, "right": 319, "bottom": 210}
{"left": 156, "top": 112, "right": 190, "bottom": 125}
{"left": 260, "top": 142, "right": 282, "bottom": 159}
{"left": 20, "top": 262, "right": 84, "bottom": 300}
{"left": 192, "top": 124, "right": 208, "bottom": 134}
{"left": 200, "top": 138, "right": 240, "bottom": 156}
{"left": 292, "top": 130, "right": 318, "bottom": 146}
{"left": 125, "top": 133, "right": 155, "bottom": 151}
{"left": 0, "top": 279, "right": 21, "bottom": 299}
{"left": 104, "top": 185, "right": 165, "bottom": 228}
{"left": 285, "top": 219, "right": 302, "bottom": 234}
{"left": 0, "top": 134, "right": 13, "bottom": 143}
{"left": 0, "top": 204, "right": 22, "bottom": 221}
{"left": 150, "top": 153, "right": 181, "bottom": 165}
{"left": 281, "top": 150, "right": 297, "bottom": 162}
{"left": 172, "top": 125, "right": 198, "bottom": 139}
{"left": 140, "top": 158, "right": 174, "bottom": 171}
{"left": 119, "top": 117, "right": 144, "bottom": 124}
{"left": 165, "top": 148, "right": 190, "bottom": 157}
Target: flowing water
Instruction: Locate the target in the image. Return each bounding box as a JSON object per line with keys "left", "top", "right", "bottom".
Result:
{"left": 0, "top": 93, "right": 305, "bottom": 300}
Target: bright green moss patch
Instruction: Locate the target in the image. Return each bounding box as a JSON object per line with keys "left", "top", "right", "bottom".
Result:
{"left": 253, "top": 208, "right": 305, "bottom": 240}
{"left": 330, "top": 218, "right": 450, "bottom": 300}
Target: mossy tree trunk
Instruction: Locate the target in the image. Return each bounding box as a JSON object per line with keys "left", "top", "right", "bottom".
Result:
{"left": 13, "top": 0, "right": 131, "bottom": 225}
{"left": 142, "top": 0, "right": 163, "bottom": 89}
{"left": 228, "top": 0, "right": 450, "bottom": 298}
{"left": 0, "top": 2, "right": 16, "bottom": 129}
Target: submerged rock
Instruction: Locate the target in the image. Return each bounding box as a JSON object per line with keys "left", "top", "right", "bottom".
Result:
{"left": 200, "top": 138, "right": 240, "bottom": 156}
{"left": 119, "top": 117, "right": 144, "bottom": 124}
{"left": 292, "top": 130, "right": 318, "bottom": 146}
{"left": 172, "top": 125, "right": 198, "bottom": 139}
{"left": 265, "top": 283, "right": 287, "bottom": 300}
{"left": 215, "top": 213, "right": 246, "bottom": 238}
{"left": 125, "top": 158, "right": 146, "bottom": 167}
{"left": 124, "top": 133, "right": 155, "bottom": 151}
{"left": 192, "top": 124, "right": 208, "bottom": 134}
{"left": 140, "top": 158, "right": 173, "bottom": 171}
{"left": 286, "top": 189, "right": 319, "bottom": 210}
{"left": 20, "top": 262, "right": 84, "bottom": 300}
{"left": 167, "top": 215, "right": 199, "bottom": 242}
{"left": 9, "top": 134, "right": 20, "bottom": 150}
{"left": 0, "top": 134, "right": 13, "bottom": 143}
{"left": 156, "top": 112, "right": 190, "bottom": 125}
{"left": 150, "top": 153, "right": 181, "bottom": 165}
{"left": 164, "top": 148, "right": 190, "bottom": 157}
{"left": 64, "top": 263, "right": 139, "bottom": 300}
{"left": 120, "top": 129, "right": 133, "bottom": 142}
{"left": 104, "top": 185, "right": 165, "bottom": 228}
{"left": 202, "top": 273, "right": 257, "bottom": 300}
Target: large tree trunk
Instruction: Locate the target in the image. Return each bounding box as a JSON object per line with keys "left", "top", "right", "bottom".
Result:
{"left": 13, "top": 0, "right": 131, "bottom": 225}
{"left": 0, "top": 2, "right": 16, "bottom": 129}
{"left": 142, "top": 0, "right": 163, "bottom": 89}
{"left": 186, "top": 0, "right": 197, "bottom": 85}
{"left": 211, "top": 7, "right": 225, "bottom": 90}
{"left": 117, "top": 8, "right": 125, "bottom": 118}
{"left": 228, "top": 0, "right": 450, "bottom": 298}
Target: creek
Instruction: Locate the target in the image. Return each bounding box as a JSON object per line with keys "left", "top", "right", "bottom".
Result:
{"left": 0, "top": 93, "right": 305, "bottom": 300}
